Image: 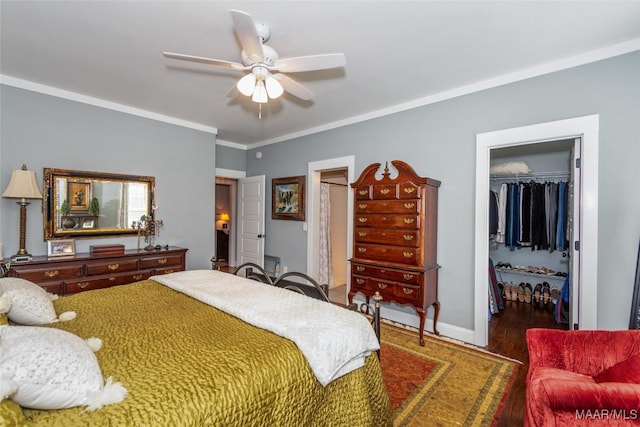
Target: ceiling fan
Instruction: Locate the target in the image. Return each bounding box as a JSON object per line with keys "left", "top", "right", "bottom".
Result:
{"left": 163, "top": 9, "right": 346, "bottom": 108}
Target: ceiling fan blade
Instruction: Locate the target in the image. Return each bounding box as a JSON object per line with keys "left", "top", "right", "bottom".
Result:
{"left": 229, "top": 9, "right": 264, "bottom": 63}
{"left": 274, "top": 74, "right": 314, "bottom": 101}
{"left": 272, "top": 53, "right": 346, "bottom": 73}
{"left": 163, "top": 52, "right": 247, "bottom": 71}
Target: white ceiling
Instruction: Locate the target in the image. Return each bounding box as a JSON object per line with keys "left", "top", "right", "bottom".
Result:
{"left": 1, "top": 1, "right": 639, "bottom": 149}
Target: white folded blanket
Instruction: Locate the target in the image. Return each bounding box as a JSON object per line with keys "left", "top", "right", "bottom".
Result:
{"left": 151, "top": 270, "right": 380, "bottom": 386}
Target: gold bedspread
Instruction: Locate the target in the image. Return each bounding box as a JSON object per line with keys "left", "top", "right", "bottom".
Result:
{"left": 22, "top": 280, "right": 392, "bottom": 426}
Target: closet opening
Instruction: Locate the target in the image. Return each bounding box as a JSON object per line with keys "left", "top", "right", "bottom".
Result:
{"left": 488, "top": 139, "right": 575, "bottom": 355}
{"left": 319, "top": 169, "right": 349, "bottom": 305}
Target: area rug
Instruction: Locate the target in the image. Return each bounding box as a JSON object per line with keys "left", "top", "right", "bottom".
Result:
{"left": 379, "top": 323, "right": 519, "bottom": 427}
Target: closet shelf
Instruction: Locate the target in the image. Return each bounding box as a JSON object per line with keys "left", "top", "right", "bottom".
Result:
{"left": 490, "top": 171, "right": 570, "bottom": 181}
{"left": 496, "top": 267, "right": 567, "bottom": 282}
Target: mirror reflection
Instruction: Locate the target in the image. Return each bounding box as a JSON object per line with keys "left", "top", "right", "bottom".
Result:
{"left": 43, "top": 168, "right": 155, "bottom": 239}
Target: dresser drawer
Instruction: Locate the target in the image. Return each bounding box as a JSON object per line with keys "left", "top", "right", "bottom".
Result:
{"left": 355, "top": 214, "right": 420, "bottom": 229}
{"left": 354, "top": 184, "right": 372, "bottom": 200}
{"left": 86, "top": 258, "right": 139, "bottom": 276}
{"left": 13, "top": 265, "right": 84, "bottom": 283}
{"left": 395, "top": 283, "right": 421, "bottom": 303}
{"left": 351, "top": 275, "right": 370, "bottom": 291}
{"left": 355, "top": 199, "right": 420, "bottom": 214}
{"left": 140, "top": 254, "right": 183, "bottom": 269}
{"left": 153, "top": 265, "right": 184, "bottom": 275}
{"left": 399, "top": 182, "right": 421, "bottom": 199}
{"left": 352, "top": 263, "right": 422, "bottom": 285}
{"left": 371, "top": 184, "right": 398, "bottom": 200}
{"left": 355, "top": 228, "right": 420, "bottom": 247}
{"left": 65, "top": 270, "right": 152, "bottom": 294}
{"left": 39, "top": 282, "right": 63, "bottom": 294}
{"left": 354, "top": 244, "right": 420, "bottom": 266}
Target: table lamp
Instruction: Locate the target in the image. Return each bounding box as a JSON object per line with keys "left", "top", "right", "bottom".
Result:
{"left": 2, "top": 165, "right": 43, "bottom": 261}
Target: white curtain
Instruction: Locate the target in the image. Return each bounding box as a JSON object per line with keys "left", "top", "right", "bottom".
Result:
{"left": 319, "top": 183, "right": 334, "bottom": 287}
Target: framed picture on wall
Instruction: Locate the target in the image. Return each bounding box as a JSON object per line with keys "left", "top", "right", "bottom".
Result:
{"left": 272, "top": 176, "right": 305, "bottom": 221}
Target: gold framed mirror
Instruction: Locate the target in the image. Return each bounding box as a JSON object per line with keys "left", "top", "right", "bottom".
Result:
{"left": 43, "top": 168, "right": 155, "bottom": 239}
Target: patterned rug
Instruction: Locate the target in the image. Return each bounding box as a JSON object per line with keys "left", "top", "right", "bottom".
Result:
{"left": 379, "top": 323, "right": 519, "bottom": 427}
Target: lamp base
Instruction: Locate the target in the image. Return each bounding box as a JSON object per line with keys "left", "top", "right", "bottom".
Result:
{"left": 11, "top": 254, "right": 32, "bottom": 263}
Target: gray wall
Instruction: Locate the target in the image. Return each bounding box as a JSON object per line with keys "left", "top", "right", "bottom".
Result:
{"left": 0, "top": 85, "right": 216, "bottom": 269}
{"left": 215, "top": 144, "right": 246, "bottom": 172}
{"left": 246, "top": 52, "right": 640, "bottom": 331}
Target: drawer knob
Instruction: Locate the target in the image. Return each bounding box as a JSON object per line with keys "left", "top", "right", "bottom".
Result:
{"left": 403, "top": 273, "right": 414, "bottom": 280}
{"left": 377, "top": 283, "right": 388, "bottom": 290}
{"left": 163, "top": 270, "right": 174, "bottom": 274}
{"left": 403, "top": 252, "right": 414, "bottom": 258}
{"left": 108, "top": 263, "right": 119, "bottom": 271}
{"left": 77, "top": 282, "right": 89, "bottom": 289}
{"left": 379, "top": 188, "right": 390, "bottom": 195}
{"left": 403, "top": 218, "right": 415, "bottom": 224}
{"left": 356, "top": 266, "right": 365, "bottom": 272}
{"left": 403, "top": 234, "right": 415, "bottom": 241}
{"left": 404, "top": 203, "right": 415, "bottom": 209}
{"left": 133, "top": 274, "right": 143, "bottom": 280}
{"left": 358, "top": 203, "right": 368, "bottom": 209}
{"left": 158, "top": 258, "right": 168, "bottom": 264}
{"left": 356, "top": 278, "right": 365, "bottom": 284}
{"left": 402, "top": 288, "right": 415, "bottom": 295}
{"left": 358, "top": 217, "right": 368, "bottom": 223}
{"left": 404, "top": 187, "right": 416, "bottom": 194}
{"left": 358, "top": 189, "right": 368, "bottom": 196}
{"left": 358, "top": 247, "right": 367, "bottom": 253}
{"left": 109, "top": 277, "right": 116, "bottom": 281}
{"left": 358, "top": 231, "right": 368, "bottom": 237}
{"left": 44, "top": 270, "right": 59, "bottom": 278}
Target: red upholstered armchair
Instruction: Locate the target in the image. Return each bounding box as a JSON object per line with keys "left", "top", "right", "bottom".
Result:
{"left": 525, "top": 328, "right": 640, "bottom": 426}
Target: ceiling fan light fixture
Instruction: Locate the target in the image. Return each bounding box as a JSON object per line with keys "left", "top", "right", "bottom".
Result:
{"left": 237, "top": 73, "right": 256, "bottom": 96}
{"left": 252, "top": 80, "right": 268, "bottom": 103}
{"left": 265, "top": 75, "right": 284, "bottom": 99}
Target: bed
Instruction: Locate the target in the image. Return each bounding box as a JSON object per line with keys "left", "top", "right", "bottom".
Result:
{"left": 1, "top": 270, "right": 392, "bottom": 426}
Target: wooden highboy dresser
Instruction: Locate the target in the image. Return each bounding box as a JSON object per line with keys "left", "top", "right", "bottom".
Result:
{"left": 349, "top": 160, "right": 440, "bottom": 346}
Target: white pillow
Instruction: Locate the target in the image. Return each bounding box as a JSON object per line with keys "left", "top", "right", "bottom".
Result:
{"left": 0, "top": 325, "right": 127, "bottom": 411}
{"left": 0, "top": 278, "right": 75, "bottom": 325}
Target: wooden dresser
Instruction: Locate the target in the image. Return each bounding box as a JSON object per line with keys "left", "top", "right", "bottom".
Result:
{"left": 349, "top": 160, "right": 440, "bottom": 346}
{"left": 5, "top": 246, "right": 187, "bottom": 295}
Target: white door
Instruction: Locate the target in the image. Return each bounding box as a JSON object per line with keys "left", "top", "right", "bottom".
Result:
{"left": 570, "top": 138, "right": 582, "bottom": 329}
{"left": 237, "top": 175, "right": 265, "bottom": 267}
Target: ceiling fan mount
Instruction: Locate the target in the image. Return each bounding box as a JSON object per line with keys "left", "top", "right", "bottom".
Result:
{"left": 163, "top": 9, "right": 345, "bottom": 109}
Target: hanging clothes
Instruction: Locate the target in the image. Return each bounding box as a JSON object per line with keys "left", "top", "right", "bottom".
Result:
{"left": 491, "top": 178, "right": 569, "bottom": 252}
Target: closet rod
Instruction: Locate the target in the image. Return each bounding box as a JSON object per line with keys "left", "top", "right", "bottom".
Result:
{"left": 490, "top": 171, "right": 570, "bottom": 181}
{"left": 320, "top": 181, "right": 349, "bottom": 187}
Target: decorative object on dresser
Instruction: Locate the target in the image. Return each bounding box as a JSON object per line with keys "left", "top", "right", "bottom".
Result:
{"left": 2, "top": 165, "right": 43, "bottom": 262}
{"left": 90, "top": 244, "right": 125, "bottom": 256}
{"left": 47, "top": 239, "right": 76, "bottom": 258}
{"left": 6, "top": 246, "right": 187, "bottom": 295}
{"left": 349, "top": 160, "right": 440, "bottom": 346}
{"left": 272, "top": 175, "right": 305, "bottom": 221}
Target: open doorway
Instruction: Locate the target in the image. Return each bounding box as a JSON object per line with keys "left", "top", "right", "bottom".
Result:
{"left": 307, "top": 156, "right": 355, "bottom": 306}
{"left": 474, "top": 115, "right": 599, "bottom": 347}
{"left": 320, "top": 169, "right": 349, "bottom": 304}
{"left": 215, "top": 176, "right": 239, "bottom": 268}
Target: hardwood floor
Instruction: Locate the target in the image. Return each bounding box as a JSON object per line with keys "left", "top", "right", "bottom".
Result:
{"left": 488, "top": 298, "right": 568, "bottom": 426}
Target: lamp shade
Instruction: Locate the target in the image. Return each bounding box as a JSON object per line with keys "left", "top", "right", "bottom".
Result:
{"left": 219, "top": 213, "right": 230, "bottom": 221}
{"left": 2, "top": 165, "right": 42, "bottom": 199}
